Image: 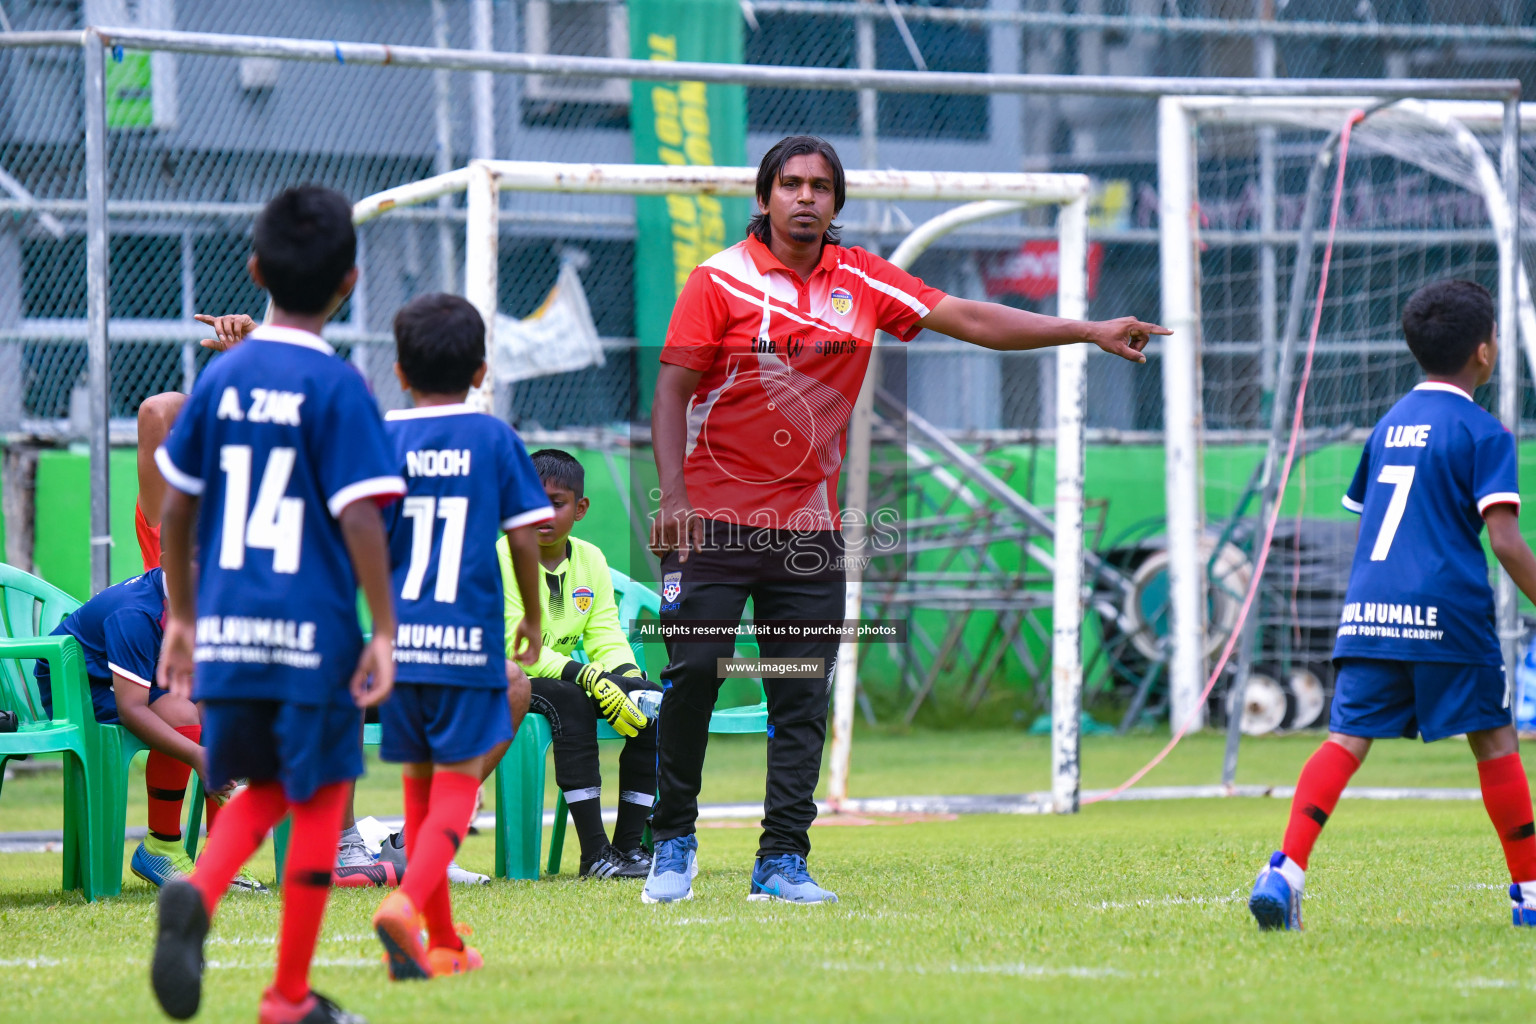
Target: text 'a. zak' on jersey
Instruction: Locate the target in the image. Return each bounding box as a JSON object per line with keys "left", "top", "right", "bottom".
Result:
{"left": 156, "top": 325, "right": 407, "bottom": 705}
{"left": 1334, "top": 380, "right": 1520, "bottom": 667}
{"left": 384, "top": 403, "right": 553, "bottom": 689}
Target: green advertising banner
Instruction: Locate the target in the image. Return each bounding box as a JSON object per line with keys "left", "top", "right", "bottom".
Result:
{"left": 629, "top": 0, "right": 749, "bottom": 415}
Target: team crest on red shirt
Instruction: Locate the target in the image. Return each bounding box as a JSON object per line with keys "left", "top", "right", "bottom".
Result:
{"left": 830, "top": 287, "right": 853, "bottom": 316}
{"left": 572, "top": 586, "right": 595, "bottom": 615}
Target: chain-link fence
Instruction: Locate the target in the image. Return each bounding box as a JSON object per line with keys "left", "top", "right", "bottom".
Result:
{"left": 2, "top": 1, "right": 1531, "bottom": 442}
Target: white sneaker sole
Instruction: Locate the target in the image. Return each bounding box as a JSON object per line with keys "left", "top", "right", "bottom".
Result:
{"left": 641, "top": 887, "right": 694, "bottom": 904}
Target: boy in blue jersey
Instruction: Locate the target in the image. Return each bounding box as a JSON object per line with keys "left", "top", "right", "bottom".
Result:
{"left": 31, "top": 568, "right": 264, "bottom": 893}
{"left": 151, "top": 186, "right": 405, "bottom": 1024}
{"left": 1249, "top": 280, "right": 1536, "bottom": 931}
{"left": 370, "top": 292, "right": 551, "bottom": 980}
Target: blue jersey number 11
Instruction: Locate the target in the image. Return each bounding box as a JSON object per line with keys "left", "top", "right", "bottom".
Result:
{"left": 400, "top": 496, "right": 469, "bottom": 603}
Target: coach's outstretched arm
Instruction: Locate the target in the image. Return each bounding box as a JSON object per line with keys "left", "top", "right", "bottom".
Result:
{"left": 917, "top": 297, "right": 1169, "bottom": 363}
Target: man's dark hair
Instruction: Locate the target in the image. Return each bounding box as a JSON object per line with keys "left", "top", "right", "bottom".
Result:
{"left": 747, "top": 135, "right": 846, "bottom": 247}
{"left": 393, "top": 292, "right": 485, "bottom": 395}
{"left": 253, "top": 186, "right": 357, "bottom": 314}
{"left": 532, "top": 448, "right": 584, "bottom": 499}
{"left": 1401, "top": 279, "right": 1495, "bottom": 375}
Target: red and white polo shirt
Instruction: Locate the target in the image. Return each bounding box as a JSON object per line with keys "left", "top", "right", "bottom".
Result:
{"left": 661, "top": 233, "right": 947, "bottom": 531}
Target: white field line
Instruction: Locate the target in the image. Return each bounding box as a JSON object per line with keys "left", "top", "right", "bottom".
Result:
{"left": 1084, "top": 890, "right": 1248, "bottom": 910}
{"left": 820, "top": 960, "right": 1131, "bottom": 979}
{"left": 1458, "top": 977, "right": 1536, "bottom": 992}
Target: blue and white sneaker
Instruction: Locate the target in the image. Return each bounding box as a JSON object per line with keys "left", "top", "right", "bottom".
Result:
{"left": 642, "top": 834, "right": 699, "bottom": 904}
{"left": 1248, "top": 851, "right": 1303, "bottom": 931}
{"left": 1510, "top": 883, "right": 1536, "bottom": 926}
{"left": 748, "top": 854, "right": 838, "bottom": 905}
{"left": 133, "top": 837, "right": 268, "bottom": 894}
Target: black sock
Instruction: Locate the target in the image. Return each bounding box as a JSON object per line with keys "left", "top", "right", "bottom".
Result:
{"left": 613, "top": 797, "right": 652, "bottom": 853}
{"left": 567, "top": 797, "right": 608, "bottom": 862}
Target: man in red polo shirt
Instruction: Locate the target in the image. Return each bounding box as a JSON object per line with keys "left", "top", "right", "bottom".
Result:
{"left": 645, "top": 135, "right": 1168, "bottom": 905}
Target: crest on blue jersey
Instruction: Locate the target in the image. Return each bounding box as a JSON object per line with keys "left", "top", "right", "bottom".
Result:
{"left": 572, "top": 586, "right": 595, "bottom": 615}
{"left": 662, "top": 572, "right": 681, "bottom": 603}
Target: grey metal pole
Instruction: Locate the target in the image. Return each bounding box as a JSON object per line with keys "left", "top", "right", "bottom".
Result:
{"left": 471, "top": 0, "right": 494, "bottom": 161}
{"left": 1224, "top": 0, "right": 1278, "bottom": 787}
{"left": 857, "top": 0, "right": 878, "bottom": 173}
{"left": 1498, "top": 96, "right": 1522, "bottom": 703}
{"left": 53, "top": 28, "right": 1522, "bottom": 102}
{"left": 431, "top": 0, "right": 457, "bottom": 292}
{"left": 1256, "top": 1, "right": 1278, "bottom": 397}
{"left": 84, "top": 29, "right": 111, "bottom": 596}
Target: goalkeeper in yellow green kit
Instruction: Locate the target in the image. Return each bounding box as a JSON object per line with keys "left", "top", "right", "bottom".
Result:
{"left": 497, "top": 448, "right": 660, "bottom": 879}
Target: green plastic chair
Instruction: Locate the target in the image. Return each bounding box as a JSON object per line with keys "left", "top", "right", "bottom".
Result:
{"left": 495, "top": 567, "right": 770, "bottom": 879}
{"left": 0, "top": 564, "right": 206, "bottom": 898}
{"left": 0, "top": 564, "right": 118, "bottom": 900}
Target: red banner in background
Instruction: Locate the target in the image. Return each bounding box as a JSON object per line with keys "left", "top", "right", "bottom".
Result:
{"left": 980, "top": 241, "right": 1104, "bottom": 302}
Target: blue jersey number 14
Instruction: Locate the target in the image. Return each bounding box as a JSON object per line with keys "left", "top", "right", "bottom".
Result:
{"left": 218, "top": 444, "right": 303, "bottom": 573}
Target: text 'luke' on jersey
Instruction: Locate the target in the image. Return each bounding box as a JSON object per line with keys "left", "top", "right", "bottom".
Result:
{"left": 156, "top": 325, "right": 407, "bottom": 706}
{"left": 384, "top": 403, "right": 552, "bottom": 688}
{"left": 1333, "top": 381, "right": 1520, "bottom": 666}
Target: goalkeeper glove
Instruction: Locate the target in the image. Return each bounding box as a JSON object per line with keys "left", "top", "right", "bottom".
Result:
{"left": 611, "top": 662, "right": 647, "bottom": 681}
{"left": 573, "top": 663, "right": 648, "bottom": 737}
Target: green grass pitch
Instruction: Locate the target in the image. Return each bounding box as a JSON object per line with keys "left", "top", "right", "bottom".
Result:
{"left": 3, "top": 732, "right": 1535, "bottom": 1022}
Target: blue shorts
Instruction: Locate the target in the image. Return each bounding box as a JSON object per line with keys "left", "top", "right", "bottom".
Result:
{"left": 379, "top": 683, "right": 513, "bottom": 765}
{"left": 1330, "top": 657, "right": 1511, "bottom": 742}
{"left": 202, "top": 699, "right": 365, "bottom": 803}
{"left": 37, "top": 671, "right": 167, "bottom": 725}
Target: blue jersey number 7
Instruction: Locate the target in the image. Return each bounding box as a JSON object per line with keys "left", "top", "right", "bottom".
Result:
{"left": 1369, "top": 464, "right": 1416, "bottom": 562}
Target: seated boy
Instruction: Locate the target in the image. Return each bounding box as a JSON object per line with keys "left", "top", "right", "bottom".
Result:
{"left": 370, "top": 292, "right": 550, "bottom": 979}
{"left": 498, "top": 448, "right": 658, "bottom": 879}
{"left": 1249, "top": 279, "right": 1536, "bottom": 930}
{"left": 32, "top": 567, "right": 262, "bottom": 893}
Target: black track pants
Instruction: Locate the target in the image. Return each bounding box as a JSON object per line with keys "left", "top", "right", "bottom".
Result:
{"left": 650, "top": 524, "right": 844, "bottom": 859}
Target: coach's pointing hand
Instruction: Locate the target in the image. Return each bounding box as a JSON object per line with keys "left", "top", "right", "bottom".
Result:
{"left": 1087, "top": 316, "right": 1171, "bottom": 364}
{"left": 194, "top": 312, "right": 258, "bottom": 352}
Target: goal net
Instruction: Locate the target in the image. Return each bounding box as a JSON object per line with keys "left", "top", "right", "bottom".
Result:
{"left": 1153, "top": 98, "right": 1534, "bottom": 748}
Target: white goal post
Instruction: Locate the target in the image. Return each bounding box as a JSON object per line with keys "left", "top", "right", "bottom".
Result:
{"left": 352, "top": 160, "right": 1094, "bottom": 813}
{"left": 1156, "top": 96, "right": 1529, "bottom": 733}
